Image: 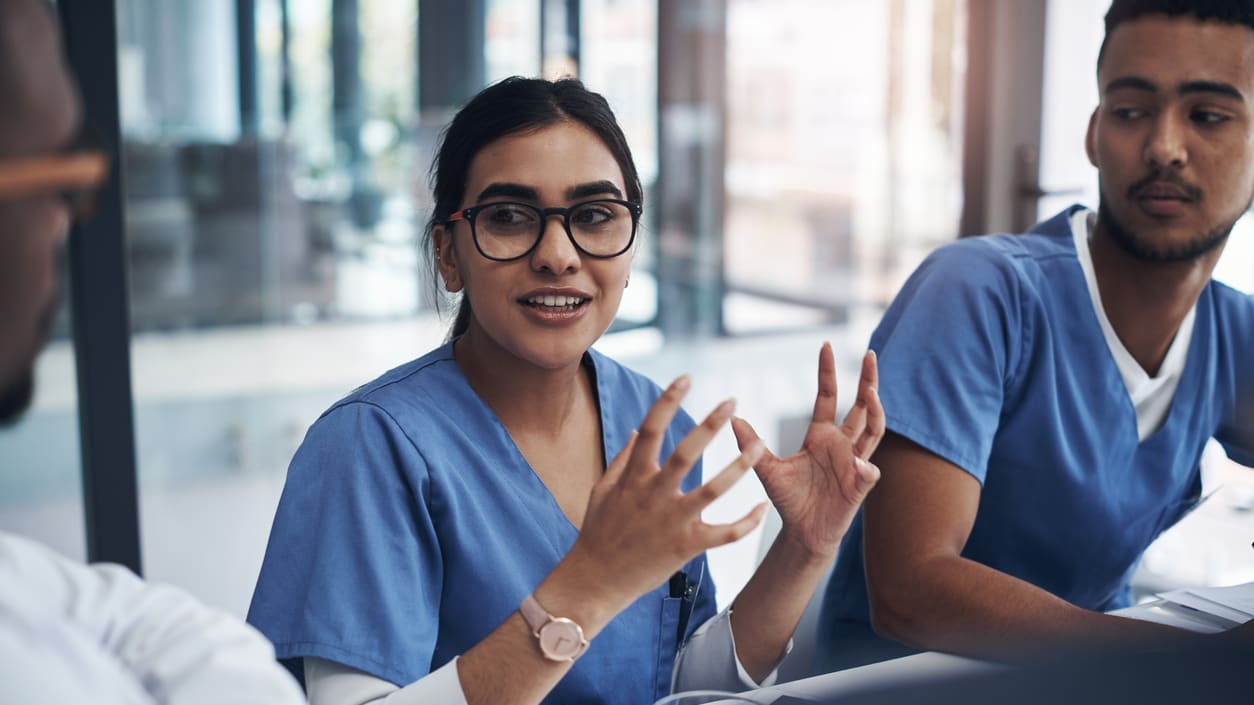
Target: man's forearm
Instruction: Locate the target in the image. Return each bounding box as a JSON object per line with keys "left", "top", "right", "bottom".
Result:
{"left": 870, "top": 555, "right": 1187, "bottom": 660}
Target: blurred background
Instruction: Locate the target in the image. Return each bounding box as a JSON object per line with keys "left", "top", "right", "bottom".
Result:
{"left": 2, "top": 0, "right": 1251, "bottom": 621}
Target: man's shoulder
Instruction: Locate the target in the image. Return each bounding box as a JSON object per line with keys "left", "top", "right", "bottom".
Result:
{"left": 1207, "top": 278, "right": 1254, "bottom": 314}
{"left": 917, "top": 233, "right": 1059, "bottom": 291}
{"left": 917, "top": 208, "right": 1079, "bottom": 291}
{"left": 1204, "top": 279, "right": 1254, "bottom": 348}
{"left": 0, "top": 531, "right": 71, "bottom": 573}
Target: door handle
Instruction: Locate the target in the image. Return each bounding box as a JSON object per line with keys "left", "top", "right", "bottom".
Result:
{"left": 1014, "top": 144, "right": 1083, "bottom": 231}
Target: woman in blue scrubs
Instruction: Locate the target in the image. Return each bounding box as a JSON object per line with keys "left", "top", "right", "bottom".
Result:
{"left": 248, "top": 77, "right": 885, "bottom": 705}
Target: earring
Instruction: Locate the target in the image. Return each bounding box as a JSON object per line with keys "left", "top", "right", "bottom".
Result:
{"left": 625, "top": 275, "right": 630, "bottom": 289}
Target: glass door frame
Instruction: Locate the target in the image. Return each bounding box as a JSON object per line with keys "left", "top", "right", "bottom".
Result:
{"left": 58, "top": 0, "right": 144, "bottom": 573}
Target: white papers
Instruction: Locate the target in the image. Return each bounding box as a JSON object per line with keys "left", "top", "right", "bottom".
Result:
{"left": 1119, "top": 603, "right": 1229, "bottom": 634}
{"left": 1154, "top": 581, "right": 1254, "bottom": 631}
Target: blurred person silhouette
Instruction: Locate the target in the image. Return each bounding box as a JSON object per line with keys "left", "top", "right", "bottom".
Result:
{"left": 0, "top": 0, "right": 305, "bottom": 702}
{"left": 819, "top": 0, "right": 1254, "bottom": 674}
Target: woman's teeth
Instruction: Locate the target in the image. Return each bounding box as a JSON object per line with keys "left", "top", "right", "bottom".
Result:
{"left": 526, "top": 295, "right": 585, "bottom": 308}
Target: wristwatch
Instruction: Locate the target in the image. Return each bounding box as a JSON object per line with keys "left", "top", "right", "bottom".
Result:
{"left": 519, "top": 594, "right": 588, "bottom": 661}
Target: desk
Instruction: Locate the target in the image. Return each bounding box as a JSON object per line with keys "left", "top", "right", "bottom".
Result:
{"left": 735, "top": 600, "right": 1233, "bottom": 704}
{"left": 745, "top": 650, "right": 993, "bottom": 703}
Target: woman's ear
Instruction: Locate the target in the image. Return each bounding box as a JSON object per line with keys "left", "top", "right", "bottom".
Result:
{"left": 434, "top": 226, "right": 463, "bottom": 293}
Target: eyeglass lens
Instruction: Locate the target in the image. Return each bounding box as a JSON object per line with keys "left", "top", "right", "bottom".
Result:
{"left": 472, "top": 200, "right": 635, "bottom": 259}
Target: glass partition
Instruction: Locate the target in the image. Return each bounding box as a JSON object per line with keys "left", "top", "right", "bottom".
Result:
{"left": 116, "top": 0, "right": 486, "bottom": 615}
{"left": 723, "top": 0, "right": 968, "bottom": 333}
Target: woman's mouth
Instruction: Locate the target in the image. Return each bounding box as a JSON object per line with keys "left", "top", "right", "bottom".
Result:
{"left": 521, "top": 294, "right": 588, "bottom": 311}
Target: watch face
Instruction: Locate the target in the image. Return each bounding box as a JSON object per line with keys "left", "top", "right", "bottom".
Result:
{"left": 538, "top": 618, "right": 585, "bottom": 661}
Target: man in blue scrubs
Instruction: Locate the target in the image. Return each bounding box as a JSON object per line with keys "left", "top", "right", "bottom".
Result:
{"left": 821, "top": 0, "right": 1254, "bottom": 670}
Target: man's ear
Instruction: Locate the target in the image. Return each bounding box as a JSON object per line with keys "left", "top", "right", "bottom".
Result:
{"left": 1084, "top": 108, "right": 1099, "bottom": 168}
{"left": 434, "top": 226, "right": 463, "bottom": 293}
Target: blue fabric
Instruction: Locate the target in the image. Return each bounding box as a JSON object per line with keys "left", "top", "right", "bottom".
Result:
{"left": 822, "top": 206, "right": 1254, "bottom": 659}
{"left": 247, "top": 342, "right": 717, "bottom": 704}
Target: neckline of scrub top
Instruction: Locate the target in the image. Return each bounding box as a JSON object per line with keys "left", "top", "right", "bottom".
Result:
{"left": 1070, "top": 208, "right": 1195, "bottom": 443}
{"left": 1061, "top": 207, "right": 1204, "bottom": 448}
{"left": 447, "top": 344, "right": 618, "bottom": 536}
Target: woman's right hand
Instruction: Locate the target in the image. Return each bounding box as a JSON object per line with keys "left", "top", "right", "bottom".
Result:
{"left": 562, "top": 375, "right": 768, "bottom": 615}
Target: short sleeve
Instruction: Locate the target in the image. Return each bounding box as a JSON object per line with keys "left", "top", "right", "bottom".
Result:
{"left": 1212, "top": 288, "right": 1254, "bottom": 468}
{"left": 870, "top": 241, "right": 1025, "bottom": 482}
{"left": 247, "top": 401, "right": 443, "bottom": 686}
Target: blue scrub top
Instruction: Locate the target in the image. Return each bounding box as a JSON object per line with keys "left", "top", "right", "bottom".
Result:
{"left": 825, "top": 206, "right": 1254, "bottom": 635}
{"left": 248, "top": 342, "right": 717, "bottom": 704}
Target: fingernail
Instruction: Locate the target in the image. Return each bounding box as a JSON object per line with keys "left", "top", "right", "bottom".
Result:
{"left": 868, "top": 349, "right": 878, "bottom": 361}
{"left": 674, "top": 375, "right": 691, "bottom": 391}
{"left": 714, "top": 398, "right": 736, "bottom": 417}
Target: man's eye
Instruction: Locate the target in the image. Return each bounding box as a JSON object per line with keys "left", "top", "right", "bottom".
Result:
{"left": 1112, "top": 107, "right": 1148, "bottom": 120}
{"left": 1191, "top": 110, "right": 1229, "bottom": 125}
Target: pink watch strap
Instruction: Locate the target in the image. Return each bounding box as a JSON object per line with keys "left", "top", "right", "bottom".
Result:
{"left": 519, "top": 593, "right": 551, "bottom": 633}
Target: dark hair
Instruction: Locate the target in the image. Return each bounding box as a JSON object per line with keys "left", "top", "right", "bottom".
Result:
{"left": 1097, "top": 0, "right": 1254, "bottom": 68}
{"left": 424, "top": 76, "right": 643, "bottom": 340}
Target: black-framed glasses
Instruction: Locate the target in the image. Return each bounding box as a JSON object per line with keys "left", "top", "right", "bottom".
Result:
{"left": 0, "top": 127, "right": 110, "bottom": 220}
{"left": 444, "top": 198, "right": 642, "bottom": 262}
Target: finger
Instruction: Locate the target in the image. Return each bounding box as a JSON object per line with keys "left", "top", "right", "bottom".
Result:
{"left": 811, "top": 342, "right": 838, "bottom": 426}
{"left": 847, "top": 457, "right": 881, "bottom": 501}
{"left": 862, "top": 348, "right": 880, "bottom": 392}
{"left": 628, "top": 376, "right": 691, "bottom": 479}
{"left": 588, "top": 432, "right": 637, "bottom": 513}
{"left": 840, "top": 398, "right": 868, "bottom": 441}
{"left": 856, "top": 457, "right": 881, "bottom": 492}
{"left": 696, "top": 502, "right": 769, "bottom": 549}
{"left": 602, "top": 432, "right": 638, "bottom": 487}
{"left": 730, "top": 415, "right": 761, "bottom": 452}
{"left": 660, "top": 398, "right": 737, "bottom": 483}
{"left": 841, "top": 350, "right": 876, "bottom": 442}
{"left": 854, "top": 352, "right": 885, "bottom": 459}
{"left": 682, "top": 440, "right": 765, "bottom": 512}
{"left": 855, "top": 386, "right": 886, "bottom": 460}
{"left": 731, "top": 416, "right": 780, "bottom": 473}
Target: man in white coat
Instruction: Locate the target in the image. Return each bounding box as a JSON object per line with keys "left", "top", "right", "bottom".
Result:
{"left": 0, "top": 1, "right": 305, "bottom": 702}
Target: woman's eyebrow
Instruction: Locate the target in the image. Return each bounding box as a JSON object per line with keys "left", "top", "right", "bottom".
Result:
{"left": 567, "top": 180, "right": 623, "bottom": 201}
{"left": 475, "top": 180, "right": 625, "bottom": 203}
{"left": 476, "top": 182, "right": 539, "bottom": 201}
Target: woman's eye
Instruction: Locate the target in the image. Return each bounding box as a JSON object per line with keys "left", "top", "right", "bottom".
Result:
{"left": 572, "top": 205, "right": 614, "bottom": 226}
{"left": 485, "top": 205, "right": 536, "bottom": 225}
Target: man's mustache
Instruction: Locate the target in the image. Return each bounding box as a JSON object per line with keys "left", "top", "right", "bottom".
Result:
{"left": 1126, "top": 167, "right": 1202, "bottom": 201}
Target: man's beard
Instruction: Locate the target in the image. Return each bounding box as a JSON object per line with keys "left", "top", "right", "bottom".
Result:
{"left": 0, "top": 372, "right": 34, "bottom": 427}
{"left": 1097, "top": 169, "right": 1238, "bottom": 262}
{"left": 0, "top": 300, "right": 58, "bottom": 426}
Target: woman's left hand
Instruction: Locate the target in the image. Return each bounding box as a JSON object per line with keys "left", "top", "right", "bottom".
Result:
{"left": 731, "top": 343, "right": 884, "bottom": 560}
